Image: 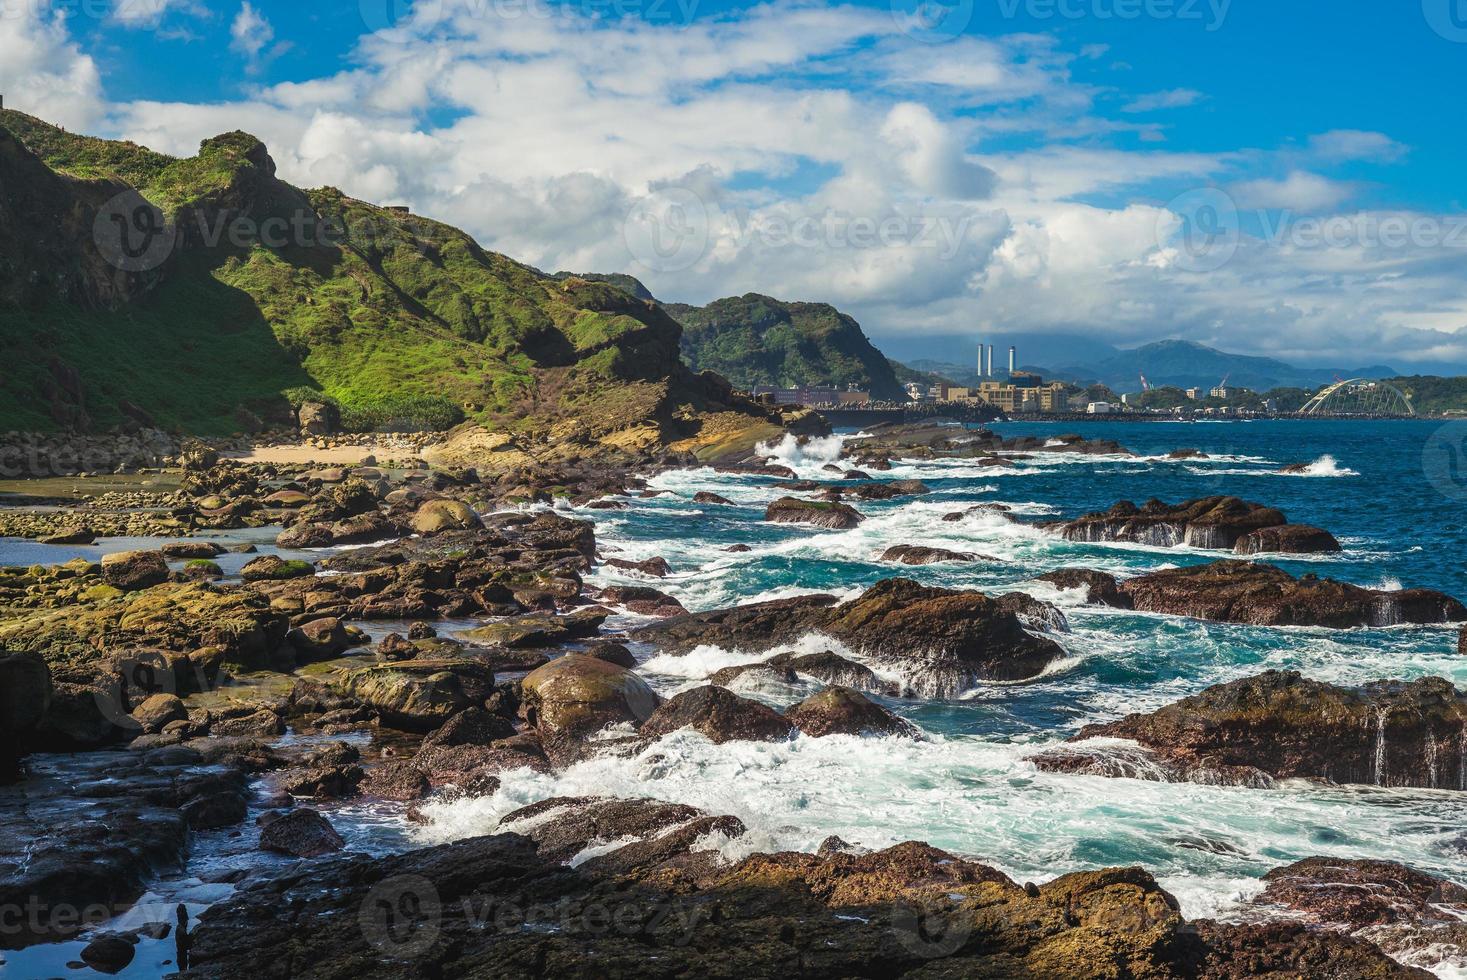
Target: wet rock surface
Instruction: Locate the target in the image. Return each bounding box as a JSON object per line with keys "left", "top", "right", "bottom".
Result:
{"left": 1033, "top": 670, "right": 1467, "bottom": 790}
{"left": 764, "top": 495, "right": 864, "bottom": 529}
{"left": 639, "top": 685, "right": 795, "bottom": 744}
{"left": 1055, "top": 495, "right": 1341, "bottom": 553}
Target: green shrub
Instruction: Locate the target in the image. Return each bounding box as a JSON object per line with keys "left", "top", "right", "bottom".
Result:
{"left": 338, "top": 393, "right": 464, "bottom": 433}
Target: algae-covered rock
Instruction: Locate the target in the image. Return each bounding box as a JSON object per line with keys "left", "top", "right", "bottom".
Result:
{"left": 519, "top": 654, "right": 659, "bottom": 737}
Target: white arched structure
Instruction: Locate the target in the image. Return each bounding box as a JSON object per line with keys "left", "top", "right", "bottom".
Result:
{"left": 1297, "top": 379, "right": 1415, "bottom": 417}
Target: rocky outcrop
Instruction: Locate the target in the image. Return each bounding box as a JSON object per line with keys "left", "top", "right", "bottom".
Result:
{"left": 633, "top": 579, "right": 1066, "bottom": 696}
{"left": 410, "top": 499, "right": 481, "bottom": 535}
{"left": 1235, "top": 524, "right": 1342, "bottom": 554}
{"left": 639, "top": 685, "right": 795, "bottom": 744}
{"left": 100, "top": 550, "right": 169, "bottom": 590}
{"left": 0, "top": 652, "right": 52, "bottom": 775}
{"left": 1115, "top": 560, "right": 1464, "bottom": 627}
{"left": 1033, "top": 670, "right": 1467, "bottom": 790}
{"left": 180, "top": 813, "right": 1420, "bottom": 979}
{"left": 764, "top": 496, "right": 863, "bottom": 529}
{"left": 258, "top": 808, "right": 345, "bottom": 858}
{"left": 1054, "top": 496, "right": 1340, "bottom": 553}
{"left": 785, "top": 686, "right": 917, "bottom": 738}
{"left": 1037, "top": 568, "right": 1133, "bottom": 608}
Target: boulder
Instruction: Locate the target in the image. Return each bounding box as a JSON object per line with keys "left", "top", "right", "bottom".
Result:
{"left": 258, "top": 808, "right": 345, "bottom": 858}
{"left": 639, "top": 685, "right": 795, "bottom": 744}
{"left": 79, "top": 933, "right": 137, "bottom": 973}
{"left": 786, "top": 686, "right": 917, "bottom": 738}
{"left": 336, "top": 659, "right": 496, "bottom": 731}
{"left": 460, "top": 608, "right": 607, "bottom": 648}
{"left": 1117, "top": 560, "right": 1465, "bottom": 627}
{"left": 240, "top": 555, "right": 316, "bottom": 582}
{"left": 581, "top": 642, "right": 637, "bottom": 668}
{"left": 519, "top": 654, "right": 659, "bottom": 737}
{"left": 286, "top": 617, "right": 355, "bottom": 660}
{"left": 37, "top": 527, "right": 95, "bottom": 545}
{"left": 411, "top": 499, "right": 482, "bottom": 535}
{"left": 598, "top": 585, "right": 685, "bottom": 617}
{"left": 0, "top": 652, "right": 52, "bottom": 772}
{"left": 100, "top": 550, "right": 169, "bottom": 591}
{"left": 1256, "top": 857, "right": 1467, "bottom": 930}
{"left": 693, "top": 491, "right": 733, "bottom": 505}
{"left": 1234, "top": 524, "right": 1342, "bottom": 554}
{"left": 604, "top": 556, "right": 671, "bottom": 578}
{"left": 161, "top": 541, "right": 226, "bottom": 559}
{"left": 764, "top": 496, "right": 863, "bottom": 529}
{"left": 297, "top": 401, "right": 340, "bottom": 435}
{"left": 1037, "top": 568, "right": 1132, "bottom": 608}
{"left": 131, "top": 693, "right": 187, "bottom": 734}
{"left": 769, "top": 650, "right": 886, "bottom": 693}
{"left": 1035, "top": 670, "right": 1467, "bottom": 790}
{"left": 880, "top": 544, "right": 979, "bottom": 564}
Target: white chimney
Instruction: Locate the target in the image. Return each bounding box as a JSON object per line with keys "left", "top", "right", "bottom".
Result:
{"left": 1008, "top": 346, "right": 1017, "bottom": 375}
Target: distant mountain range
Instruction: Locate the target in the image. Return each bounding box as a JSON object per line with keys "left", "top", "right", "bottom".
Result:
{"left": 904, "top": 339, "right": 1395, "bottom": 394}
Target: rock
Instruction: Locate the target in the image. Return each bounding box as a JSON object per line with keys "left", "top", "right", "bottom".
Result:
{"left": 1056, "top": 496, "right": 1339, "bottom": 552}
{"left": 1117, "top": 560, "right": 1465, "bottom": 627}
{"left": 240, "top": 555, "right": 316, "bottom": 582}
{"left": 519, "top": 654, "right": 659, "bottom": 737}
{"left": 336, "top": 659, "right": 496, "bottom": 731}
{"left": 100, "top": 550, "right": 169, "bottom": 590}
{"left": 1037, "top": 568, "right": 1132, "bottom": 608}
{"left": 769, "top": 650, "right": 885, "bottom": 692}
{"left": 420, "top": 706, "right": 518, "bottom": 748}
{"left": 210, "top": 708, "right": 286, "bottom": 738}
{"left": 279, "top": 765, "right": 364, "bottom": 800}
{"left": 598, "top": 585, "right": 685, "bottom": 617}
{"left": 131, "top": 693, "right": 187, "bottom": 734}
{"left": 634, "top": 579, "right": 1065, "bottom": 696}
{"left": 786, "top": 686, "right": 918, "bottom": 738}
{"left": 179, "top": 825, "right": 1417, "bottom": 980}
{"left": 1167, "top": 449, "right": 1208, "bottom": 459}
{"left": 297, "top": 401, "right": 340, "bottom": 435}
{"left": 0, "top": 652, "right": 51, "bottom": 769}
{"left": 262, "top": 489, "right": 311, "bottom": 508}
{"left": 161, "top": 541, "right": 226, "bottom": 559}
{"left": 692, "top": 491, "right": 733, "bottom": 505}
{"left": 725, "top": 543, "right": 752, "bottom": 553}
{"left": 582, "top": 642, "right": 637, "bottom": 668}
{"left": 258, "top": 808, "right": 345, "bottom": 858}
{"left": 707, "top": 661, "right": 799, "bottom": 689}
{"left": 639, "top": 685, "right": 795, "bottom": 744}
{"left": 411, "top": 499, "right": 482, "bottom": 535}
{"left": 286, "top": 617, "right": 354, "bottom": 660}
{"left": 1255, "top": 857, "right": 1467, "bottom": 930}
{"left": 1234, "top": 524, "right": 1342, "bottom": 554}
{"left": 37, "top": 527, "right": 95, "bottom": 545}
{"left": 359, "top": 762, "right": 431, "bottom": 801}
{"left": 1038, "top": 670, "right": 1467, "bottom": 790}
{"left": 880, "top": 544, "right": 979, "bottom": 564}
{"left": 460, "top": 608, "right": 607, "bottom": 648}
{"left": 604, "top": 555, "right": 671, "bottom": 577}
{"left": 79, "top": 933, "right": 137, "bottom": 973}
{"left": 33, "top": 681, "right": 128, "bottom": 749}
{"left": 764, "top": 496, "right": 864, "bottom": 529}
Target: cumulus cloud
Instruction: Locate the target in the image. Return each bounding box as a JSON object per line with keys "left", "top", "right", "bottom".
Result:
{"left": 230, "top": 1, "right": 283, "bottom": 72}
{"left": 1307, "top": 129, "right": 1409, "bottom": 164}
{"left": 0, "top": 4, "right": 105, "bottom": 131}
{"left": 1232, "top": 171, "right": 1357, "bottom": 211}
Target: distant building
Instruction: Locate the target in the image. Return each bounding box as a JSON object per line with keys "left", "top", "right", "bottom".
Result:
{"left": 1086, "top": 401, "right": 1114, "bottom": 415}
{"left": 1120, "top": 392, "right": 1137, "bottom": 406}
{"left": 904, "top": 381, "right": 927, "bottom": 402}
{"left": 1210, "top": 385, "right": 1231, "bottom": 399}
{"left": 1185, "top": 388, "right": 1200, "bottom": 400}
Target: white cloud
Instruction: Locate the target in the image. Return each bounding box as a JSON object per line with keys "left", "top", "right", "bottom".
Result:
{"left": 229, "top": 1, "right": 276, "bottom": 70}
{"left": 0, "top": 4, "right": 104, "bottom": 130}
{"left": 1122, "top": 88, "right": 1204, "bottom": 113}
{"left": 1232, "top": 171, "right": 1356, "bottom": 211}
{"left": 1308, "top": 129, "right": 1408, "bottom": 164}
{"left": 112, "top": 0, "right": 208, "bottom": 28}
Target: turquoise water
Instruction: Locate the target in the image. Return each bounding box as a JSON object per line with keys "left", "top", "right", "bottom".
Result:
{"left": 418, "top": 419, "right": 1467, "bottom": 970}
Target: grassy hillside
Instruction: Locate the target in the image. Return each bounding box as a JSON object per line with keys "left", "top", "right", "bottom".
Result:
{"left": 1385, "top": 376, "right": 1467, "bottom": 415}
{"left": 666, "top": 294, "right": 906, "bottom": 401}
{"left": 0, "top": 110, "right": 766, "bottom": 449}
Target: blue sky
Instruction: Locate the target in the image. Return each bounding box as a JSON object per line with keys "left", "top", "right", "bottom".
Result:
{"left": 6, "top": 0, "right": 1467, "bottom": 369}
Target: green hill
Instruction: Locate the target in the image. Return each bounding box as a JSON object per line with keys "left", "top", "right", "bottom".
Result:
{"left": 0, "top": 110, "right": 775, "bottom": 459}
{"left": 666, "top": 294, "right": 907, "bottom": 401}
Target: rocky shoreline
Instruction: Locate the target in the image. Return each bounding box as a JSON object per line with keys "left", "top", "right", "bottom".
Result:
{"left": 1, "top": 428, "right": 1464, "bottom": 977}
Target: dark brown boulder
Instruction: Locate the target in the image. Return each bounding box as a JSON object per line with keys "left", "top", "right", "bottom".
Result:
{"left": 1037, "top": 670, "right": 1467, "bottom": 790}
{"left": 100, "top": 550, "right": 169, "bottom": 590}
{"left": 1118, "top": 560, "right": 1465, "bottom": 627}
{"left": 1037, "top": 568, "right": 1132, "bottom": 609}
{"left": 639, "top": 685, "right": 795, "bottom": 744}
{"left": 693, "top": 491, "right": 733, "bottom": 505}
{"left": 286, "top": 617, "right": 355, "bottom": 660}
{"left": 769, "top": 650, "right": 886, "bottom": 693}
{"left": 605, "top": 556, "right": 671, "bottom": 578}
{"left": 1256, "top": 857, "right": 1467, "bottom": 929}
{"left": 257, "top": 808, "right": 345, "bottom": 858}
{"left": 764, "top": 496, "right": 863, "bottom": 529}
{"left": 880, "top": 544, "right": 980, "bottom": 564}
{"left": 786, "top": 686, "right": 917, "bottom": 738}
{"left": 1234, "top": 524, "right": 1342, "bottom": 554}
{"left": 519, "top": 654, "right": 659, "bottom": 737}
{"left": 630, "top": 593, "right": 840, "bottom": 656}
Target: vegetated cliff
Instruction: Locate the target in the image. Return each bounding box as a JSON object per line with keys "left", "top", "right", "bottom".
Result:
{"left": 0, "top": 109, "right": 787, "bottom": 463}
{"left": 667, "top": 293, "right": 907, "bottom": 401}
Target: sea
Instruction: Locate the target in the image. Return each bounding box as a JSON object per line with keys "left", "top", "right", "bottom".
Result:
{"left": 4, "top": 418, "right": 1466, "bottom": 978}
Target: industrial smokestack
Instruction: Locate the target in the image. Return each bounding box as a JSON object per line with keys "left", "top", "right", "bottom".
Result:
{"left": 985, "top": 345, "right": 993, "bottom": 377}
{"left": 1008, "top": 346, "right": 1016, "bottom": 375}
